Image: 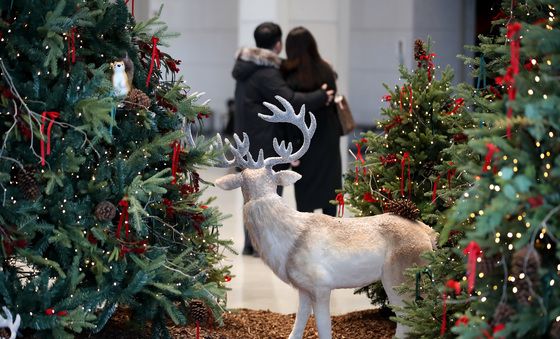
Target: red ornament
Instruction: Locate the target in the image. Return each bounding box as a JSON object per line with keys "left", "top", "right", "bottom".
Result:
{"left": 13, "top": 239, "right": 27, "bottom": 248}
{"left": 527, "top": 196, "right": 544, "bottom": 208}
{"left": 57, "top": 310, "right": 68, "bottom": 316}
{"left": 455, "top": 315, "right": 469, "bottom": 327}
{"left": 224, "top": 275, "right": 232, "bottom": 282}
{"left": 363, "top": 192, "right": 378, "bottom": 203}
{"left": 45, "top": 308, "right": 55, "bottom": 315}
{"left": 380, "top": 154, "right": 398, "bottom": 166}
{"left": 200, "top": 205, "right": 208, "bottom": 209}
{"left": 453, "top": 133, "right": 468, "bottom": 143}
{"left": 87, "top": 232, "right": 98, "bottom": 245}
{"left": 382, "top": 94, "right": 392, "bottom": 102}
{"left": 165, "top": 59, "right": 181, "bottom": 73}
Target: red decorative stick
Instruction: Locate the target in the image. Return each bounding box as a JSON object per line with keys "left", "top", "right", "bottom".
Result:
{"left": 463, "top": 241, "right": 482, "bottom": 294}
{"left": 40, "top": 111, "right": 60, "bottom": 166}
{"left": 400, "top": 152, "right": 411, "bottom": 198}
{"left": 145, "top": 36, "right": 160, "bottom": 87}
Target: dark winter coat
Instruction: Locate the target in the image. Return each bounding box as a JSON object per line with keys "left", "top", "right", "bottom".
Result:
{"left": 283, "top": 65, "right": 342, "bottom": 214}
{"left": 231, "top": 47, "right": 327, "bottom": 164}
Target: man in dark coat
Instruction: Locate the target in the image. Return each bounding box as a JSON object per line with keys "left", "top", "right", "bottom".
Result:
{"left": 231, "top": 22, "right": 332, "bottom": 255}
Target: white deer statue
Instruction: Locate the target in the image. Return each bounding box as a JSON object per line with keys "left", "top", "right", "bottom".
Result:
{"left": 187, "top": 96, "right": 436, "bottom": 338}
{"left": 0, "top": 307, "right": 20, "bottom": 339}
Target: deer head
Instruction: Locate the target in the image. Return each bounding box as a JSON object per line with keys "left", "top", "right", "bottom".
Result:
{"left": 186, "top": 96, "right": 316, "bottom": 201}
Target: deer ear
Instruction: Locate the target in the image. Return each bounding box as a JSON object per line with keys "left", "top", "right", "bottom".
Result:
{"left": 274, "top": 170, "right": 302, "bottom": 186}
{"left": 215, "top": 173, "right": 242, "bottom": 190}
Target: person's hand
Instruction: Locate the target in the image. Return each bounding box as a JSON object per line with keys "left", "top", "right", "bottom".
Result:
{"left": 321, "top": 83, "right": 335, "bottom": 105}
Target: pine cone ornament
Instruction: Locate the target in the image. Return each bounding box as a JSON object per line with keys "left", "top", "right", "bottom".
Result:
{"left": 414, "top": 39, "right": 427, "bottom": 61}
{"left": 125, "top": 88, "right": 151, "bottom": 110}
{"left": 12, "top": 166, "right": 40, "bottom": 200}
{"left": 492, "top": 302, "right": 515, "bottom": 326}
{"left": 550, "top": 320, "right": 560, "bottom": 339}
{"left": 511, "top": 246, "right": 541, "bottom": 305}
{"left": 384, "top": 199, "right": 420, "bottom": 220}
{"left": 94, "top": 201, "right": 117, "bottom": 221}
{"left": 189, "top": 299, "right": 208, "bottom": 324}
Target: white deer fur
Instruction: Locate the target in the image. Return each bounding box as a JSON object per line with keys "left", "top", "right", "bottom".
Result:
{"left": 216, "top": 167, "right": 436, "bottom": 339}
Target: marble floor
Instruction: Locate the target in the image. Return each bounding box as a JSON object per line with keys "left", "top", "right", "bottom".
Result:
{"left": 199, "top": 166, "right": 374, "bottom": 315}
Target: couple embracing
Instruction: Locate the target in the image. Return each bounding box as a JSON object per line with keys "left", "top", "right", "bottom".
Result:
{"left": 232, "top": 23, "right": 342, "bottom": 255}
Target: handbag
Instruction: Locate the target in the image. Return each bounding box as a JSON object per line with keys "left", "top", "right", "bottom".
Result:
{"left": 335, "top": 95, "right": 355, "bottom": 135}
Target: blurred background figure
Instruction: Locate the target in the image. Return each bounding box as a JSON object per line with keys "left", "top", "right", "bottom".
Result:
{"left": 224, "top": 98, "right": 235, "bottom": 137}
{"left": 281, "top": 26, "right": 341, "bottom": 216}
{"left": 231, "top": 22, "right": 332, "bottom": 255}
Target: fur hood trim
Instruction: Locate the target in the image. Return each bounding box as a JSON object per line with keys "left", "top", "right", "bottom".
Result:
{"left": 236, "top": 47, "right": 281, "bottom": 68}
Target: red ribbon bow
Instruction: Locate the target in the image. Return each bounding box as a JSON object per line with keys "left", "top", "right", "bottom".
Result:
{"left": 380, "top": 154, "right": 398, "bottom": 166}
{"left": 68, "top": 27, "right": 76, "bottom": 64}
{"left": 463, "top": 241, "right": 482, "bottom": 294}
{"left": 419, "top": 53, "right": 436, "bottom": 81}
{"left": 399, "top": 85, "right": 413, "bottom": 114}
{"left": 146, "top": 36, "right": 161, "bottom": 87}
{"left": 363, "top": 192, "right": 378, "bottom": 203}
{"left": 171, "top": 141, "right": 182, "bottom": 184}
{"left": 384, "top": 115, "right": 403, "bottom": 133}
{"left": 335, "top": 193, "right": 344, "bottom": 217}
{"left": 116, "top": 198, "right": 130, "bottom": 240}
{"left": 441, "top": 279, "right": 462, "bottom": 336}
{"left": 40, "top": 111, "right": 60, "bottom": 166}
{"left": 454, "top": 315, "right": 469, "bottom": 327}
{"left": 354, "top": 143, "right": 366, "bottom": 183}
{"left": 400, "top": 152, "right": 411, "bottom": 198}
{"left": 482, "top": 143, "right": 499, "bottom": 173}
{"left": 447, "top": 98, "right": 464, "bottom": 115}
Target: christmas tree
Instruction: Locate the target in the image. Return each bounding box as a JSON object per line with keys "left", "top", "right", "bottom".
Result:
{"left": 0, "top": 1, "right": 231, "bottom": 338}
{"left": 341, "top": 39, "right": 475, "bottom": 307}
{"left": 441, "top": 0, "right": 560, "bottom": 337}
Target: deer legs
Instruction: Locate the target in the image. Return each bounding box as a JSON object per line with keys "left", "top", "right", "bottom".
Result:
{"left": 288, "top": 289, "right": 332, "bottom": 339}
{"left": 288, "top": 291, "right": 312, "bottom": 339}
{"left": 312, "top": 290, "right": 332, "bottom": 339}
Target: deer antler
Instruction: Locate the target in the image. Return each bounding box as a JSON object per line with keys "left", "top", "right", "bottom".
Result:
{"left": 184, "top": 96, "right": 315, "bottom": 170}
{"left": 183, "top": 122, "right": 264, "bottom": 169}
{"left": 0, "top": 307, "right": 21, "bottom": 339}
{"left": 260, "top": 95, "right": 316, "bottom": 168}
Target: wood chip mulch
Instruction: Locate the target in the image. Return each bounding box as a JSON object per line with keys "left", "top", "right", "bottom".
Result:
{"left": 78, "top": 308, "right": 395, "bottom": 339}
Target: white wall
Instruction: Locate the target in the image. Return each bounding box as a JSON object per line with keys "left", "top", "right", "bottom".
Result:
{"left": 146, "top": 0, "right": 239, "bottom": 131}
{"left": 348, "top": 0, "right": 475, "bottom": 126}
